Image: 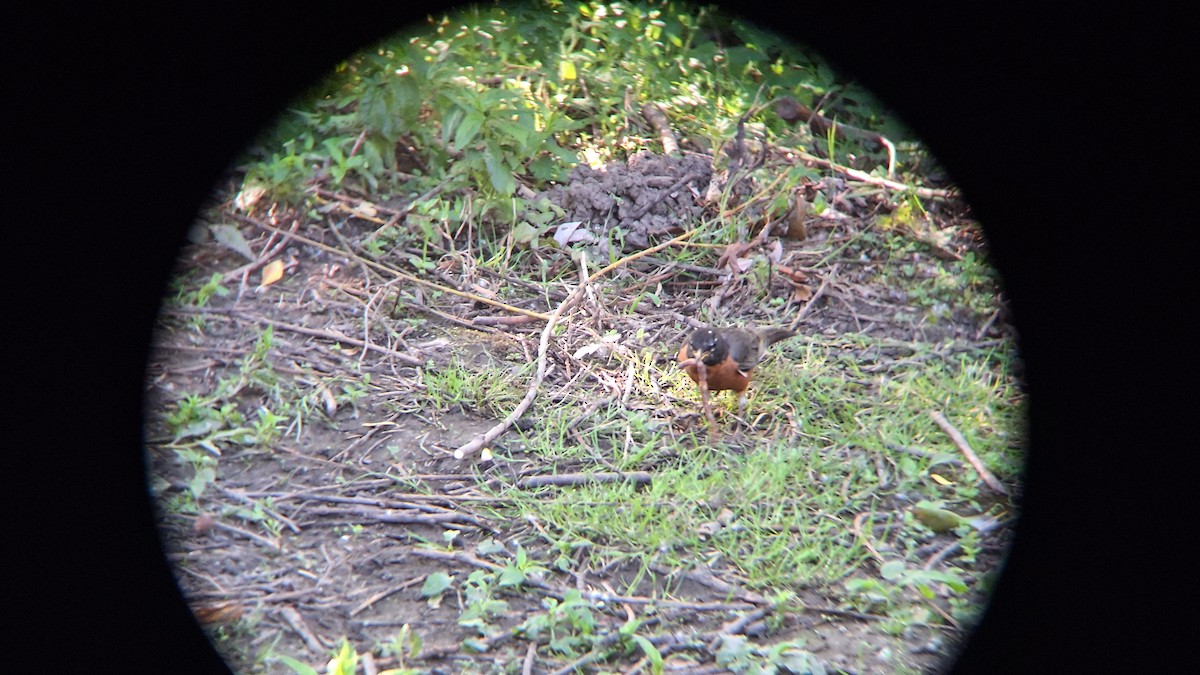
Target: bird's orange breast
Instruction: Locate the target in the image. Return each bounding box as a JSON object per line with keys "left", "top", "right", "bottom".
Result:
{"left": 678, "top": 344, "right": 752, "bottom": 393}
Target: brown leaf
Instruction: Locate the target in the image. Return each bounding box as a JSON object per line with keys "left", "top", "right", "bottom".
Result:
{"left": 791, "top": 285, "right": 813, "bottom": 302}
{"left": 260, "top": 259, "right": 285, "bottom": 287}
{"left": 785, "top": 192, "right": 808, "bottom": 240}
{"left": 716, "top": 241, "right": 754, "bottom": 272}
{"left": 193, "top": 513, "right": 216, "bottom": 535}
{"left": 193, "top": 602, "right": 244, "bottom": 625}
{"left": 777, "top": 265, "right": 809, "bottom": 283}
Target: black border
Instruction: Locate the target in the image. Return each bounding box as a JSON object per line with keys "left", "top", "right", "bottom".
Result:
{"left": 9, "top": 3, "right": 1192, "bottom": 673}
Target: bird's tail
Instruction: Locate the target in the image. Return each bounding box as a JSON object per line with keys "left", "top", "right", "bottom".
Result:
{"left": 758, "top": 327, "right": 796, "bottom": 346}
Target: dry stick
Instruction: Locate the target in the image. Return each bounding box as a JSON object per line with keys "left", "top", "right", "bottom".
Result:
{"left": 975, "top": 306, "right": 1003, "bottom": 341}
{"left": 232, "top": 214, "right": 550, "bottom": 320}
{"left": 453, "top": 231, "right": 702, "bottom": 460}
{"left": 929, "top": 410, "right": 1010, "bottom": 495}
{"left": 707, "top": 607, "right": 772, "bottom": 652}
{"left": 304, "top": 505, "right": 480, "bottom": 529}
{"left": 277, "top": 605, "right": 327, "bottom": 653}
{"left": 349, "top": 575, "right": 427, "bottom": 617}
{"left": 521, "top": 641, "right": 537, "bottom": 675}
{"left": 454, "top": 284, "right": 584, "bottom": 460}
{"left": 585, "top": 227, "right": 701, "bottom": 283}
{"left": 627, "top": 170, "right": 704, "bottom": 220}
{"left": 233, "top": 312, "right": 424, "bottom": 367}
{"left": 516, "top": 471, "right": 652, "bottom": 489}
{"left": 215, "top": 486, "right": 301, "bottom": 534}
{"left": 791, "top": 149, "right": 955, "bottom": 202}
{"left": 641, "top": 101, "right": 679, "bottom": 156}
{"left": 211, "top": 520, "right": 282, "bottom": 552}
{"left": 409, "top": 550, "right": 760, "bottom": 612}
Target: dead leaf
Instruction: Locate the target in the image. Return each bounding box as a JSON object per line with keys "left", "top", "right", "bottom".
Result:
{"left": 347, "top": 202, "right": 378, "bottom": 219}
{"left": 194, "top": 602, "right": 244, "bottom": 625}
{"left": 716, "top": 241, "right": 754, "bottom": 272}
{"left": 777, "top": 265, "right": 809, "bottom": 283}
{"left": 320, "top": 386, "right": 338, "bottom": 417}
{"left": 790, "top": 285, "right": 813, "bottom": 302}
{"left": 260, "top": 259, "right": 285, "bottom": 287}
{"left": 552, "top": 220, "right": 594, "bottom": 247}
{"left": 208, "top": 224, "right": 255, "bottom": 261}
{"left": 786, "top": 192, "right": 808, "bottom": 240}
{"left": 765, "top": 239, "right": 783, "bottom": 265}
{"left": 233, "top": 184, "right": 265, "bottom": 212}
{"left": 193, "top": 513, "right": 216, "bottom": 535}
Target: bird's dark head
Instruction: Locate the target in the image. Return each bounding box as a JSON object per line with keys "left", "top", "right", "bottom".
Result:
{"left": 688, "top": 327, "right": 727, "bottom": 365}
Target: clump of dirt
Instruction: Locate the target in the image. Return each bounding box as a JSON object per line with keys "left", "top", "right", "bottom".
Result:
{"left": 537, "top": 151, "right": 714, "bottom": 252}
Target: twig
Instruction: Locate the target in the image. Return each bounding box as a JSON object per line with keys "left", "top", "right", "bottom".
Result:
{"left": 277, "top": 605, "right": 327, "bottom": 653}
{"left": 455, "top": 230, "right": 702, "bottom": 460}
{"left": 349, "top": 576, "right": 427, "bottom": 617}
{"left": 790, "top": 149, "right": 954, "bottom": 201}
{"left": 516, "top": 471, "right": 652, "bottom": 489}
{"left": 304, "top": 505, "right": 482, "bottom": 529}
{"left": 220, "top": 218, "right": 301, "bottom": 284}
{"left": 232, "top": 312, "right": 424, "bottom": 366}
{"left": 473, "top": 314, "right": 537, "bottom": 326}
{"left": 362, "top": 175, "right": 456, "bottom": 246}
{"left": 586, "top": 227, "right": 701, "bottom": 282}
{"left": 929, "top": 410, "right": 1009, "bottom": 495}
{"left": 521, "top": 640, "right": 537, "bottom": 675}
{"left": 214, "top": 486, "right": 301, "bottom": 533}
{"left": 628, "top": 170, "right": 703, "bottom": 219}
{"left": 453, "top": 278, "right": 584, "bottom": 460}
{"left": 641, "top": 102, "right": 679, "bottom": 156}
{"left": 409, "top": 548, "right": 505, "bottom": 573}
{"left": 975, "top": 306, "right": 1002, "bottom": 341}
{"left": 707, "top": 607, "right": 771, "bottom": 651}
{"left": 884, "top": 441, "right": 964, "bottom": 468}
{"left": 232, "top": 214, "right": 551, "bottom": 320}
{"left": 211, "top": 520, "right": 282, "bottom": 552}
{"left": 923, "top": 540, "right": 963, "bottom": 571}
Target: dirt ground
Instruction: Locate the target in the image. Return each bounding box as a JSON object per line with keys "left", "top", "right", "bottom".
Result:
{"left": 145, "top": 153, "right": 1019, "bottom": 674}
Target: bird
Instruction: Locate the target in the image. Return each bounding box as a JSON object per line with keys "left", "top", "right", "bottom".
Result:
{"left": 677, "top": 325, "right": 796, "bottom": 422}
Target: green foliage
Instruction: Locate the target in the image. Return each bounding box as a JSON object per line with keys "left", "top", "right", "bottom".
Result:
{"left": 844, "top": 561, "right": 968, "bottom": 630}
{"left": 236, "top": 0, "right": 917, "bottom": 252}
{"left": 716, "top": 634, "right": 825, "bottom": 674}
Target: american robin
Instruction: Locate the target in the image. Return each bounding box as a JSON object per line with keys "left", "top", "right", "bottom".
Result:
{"left": 677, "top": 325, "right": 796, "bottom": 420}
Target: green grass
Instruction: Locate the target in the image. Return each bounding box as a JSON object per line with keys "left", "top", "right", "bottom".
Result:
{"left": 476, "top": 328, "right": 1021, "bottom": 605}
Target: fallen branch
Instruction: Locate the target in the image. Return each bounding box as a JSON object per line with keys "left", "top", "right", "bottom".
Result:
{"left": 641, "top": 102, "right": 679, "bottom": 156}
{"left": 277, "top": 605, "right": 327, "bottom": 653}
{"left": 929, "top": 410, "right": 1009, "bottom": 495}
{"left": 454, "top": 280, "right": 584, "bottom": 459}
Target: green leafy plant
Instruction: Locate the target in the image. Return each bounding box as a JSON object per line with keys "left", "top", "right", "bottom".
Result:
{"left": 716, "top": 634, "right": 825, "bottom": 674}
